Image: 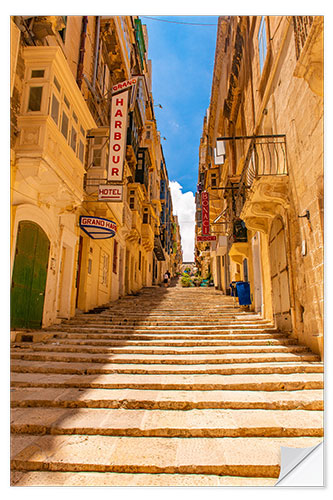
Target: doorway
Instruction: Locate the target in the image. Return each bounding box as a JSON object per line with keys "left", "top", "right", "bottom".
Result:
{"left": 269, "top": 217, "right": 292, "bottom": 331}
{"left": 252, "top": 232, "right": 263, "bottom": 313}
{"left": 11, "top": 221, "right": 50, "bottom": 329}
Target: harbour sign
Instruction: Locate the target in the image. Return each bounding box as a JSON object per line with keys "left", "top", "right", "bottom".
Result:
{"left": 79, "top": 216, "right": 117, "bottom": 239}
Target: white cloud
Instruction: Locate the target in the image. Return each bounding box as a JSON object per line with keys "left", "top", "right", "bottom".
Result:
{"left": 169, "top": 181, "right": 195, "bottom": 262}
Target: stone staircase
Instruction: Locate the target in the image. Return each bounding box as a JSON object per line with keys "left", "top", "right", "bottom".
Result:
{"left": 10, "top": 282, "right": 324, "bottom": 486}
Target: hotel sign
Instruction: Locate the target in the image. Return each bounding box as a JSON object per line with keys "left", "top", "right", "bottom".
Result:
{"left": 201, "top": 191, "right": 210, "bottom": 235}
{"left": 107, "top": 90, "right": 129, "bottom": 182}
{"left": 98, "top": 185, "right": 123, "bottom": 202}
{"left": 79, "top": 216, "right": 117, "bottom": 240}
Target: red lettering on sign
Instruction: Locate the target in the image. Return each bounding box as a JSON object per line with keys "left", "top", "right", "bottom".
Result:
{"left": 111, "top": 168, "right": 119, "bottom": 176}
{"left": 115, "top": 121, "right": 122, "bottom": 128}
{"left": 201, "top": 191, "right": 210, "bottom": 235}
{"left": 112, "top": 156, "right": 120, "bottom": 164}
{"left": 113, "top": 144, "right": 121, "bottom": 152}
{"left": 114, "top": 132, "right": 121, "bottom": 140}
{"left": 115, "top": 109, "right": 123, "bottom": 117}
{"left": 115, "top": 98, "right": 124, "bottom": 106}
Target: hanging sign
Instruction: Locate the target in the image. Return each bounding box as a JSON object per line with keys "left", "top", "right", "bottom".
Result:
{"left": 197, "top": 235, "right": 216, "bottom": 242}
{"left": 107, "top": 90, "right": 129, "bottom": 182}
{"left": 112, "top": 77, "right": 138, "bottom": 94}
{"left": 98, "top": 185, "right": 123, "bottom": 202}
{"left": 201, "top": 191, "right": 210, "bottom": 235}
{"left": 79, "top": 216, "right": 117, "bottom": 239}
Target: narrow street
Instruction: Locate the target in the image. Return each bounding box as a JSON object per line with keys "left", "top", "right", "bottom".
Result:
{"left": 11, "top": 279, "right": 323, "bottom": 487}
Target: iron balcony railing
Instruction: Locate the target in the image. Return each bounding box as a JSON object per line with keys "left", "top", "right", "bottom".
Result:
{"left": 235, "top": 134, "right": 288, "bottom": 217}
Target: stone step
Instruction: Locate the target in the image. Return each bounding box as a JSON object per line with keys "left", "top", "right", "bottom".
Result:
{"left": 11, "top": 359, "right": 323, "bottom": 376}
{"left": 44, "top": 326, "right": 280, "bottom": 335}
{"left": 10, "top": 350, "right": 321, "bottom": 365}
{"left": 11, "top": 434, "right": 322, "bottom": 476}
{"left": 11, "top": 371, "right": 323, "bottom": 391}
{"left": 11, "top": 408, "right": 323, "bottom": 438}
{"left": 13, "top": 337, "right": 297, "bottom": 348}
{"left": 11, "top": 387, "right": 324, "bottom": 410}
{"left": 50, "top": 332, "right": 289, "bottom": 341}
{"left": 10, "top": 470, "right": 278, "bottom": 487}
{"left": 11, "top": 343, "right": 309, "bottom": 356}
{"left": 63, "top": 317, "right": 270, "bottom": 324}
{"left": 49, "top": 323, "right": 277, "bottom": 331}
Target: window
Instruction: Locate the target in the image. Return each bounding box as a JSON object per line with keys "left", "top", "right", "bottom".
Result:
{"left": 129, "top": 196, "right": 135, "bottom": 209}
{"left": 92, "top": 148, "right": 102, "bottom": 166}
{"left": 70, "top": 126, "right": 77, "bottom": 152}
{"left": 211, "top": 172, "right": 217, "bottom": 187}
{"left": 78, "top": 140, "right": 85, "bottom": 163}
{"left": 31, "top": 69, "right": 45, "bottom": 78}
{"left": 64, "top": 94, "right": 70, "bottom": 109}
{"left": 54, "top": 76, "right": 61, "bottom": 92}
{"left": 143, "top": 208, "right": 149, "bottom": 224}
{"left": 51, "top": 94, "right": 60, "bottom": 125}
{"left": 258, "top": 17, "right": 267, "bottom": 74}
{"left": 61, "top": 111, "right": 69, "bottom": 139}
{"left": 28, "top": 86, "right": 43, "bottom": 111}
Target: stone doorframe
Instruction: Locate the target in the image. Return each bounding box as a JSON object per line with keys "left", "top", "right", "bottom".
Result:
{"left": 240, "top": 176, "right": 296, "bottom": 330}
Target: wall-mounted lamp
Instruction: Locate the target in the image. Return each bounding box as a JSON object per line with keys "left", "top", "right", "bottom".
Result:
{"left": 214, "top": 139, "right": 226, "bottom": 165}
{"left": 298, "top": 210, "right": 312, "bottom": 231}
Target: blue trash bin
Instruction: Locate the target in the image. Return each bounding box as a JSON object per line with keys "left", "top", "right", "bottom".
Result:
{"left": 235, "top": 281, "right": 251, "bottom": 305}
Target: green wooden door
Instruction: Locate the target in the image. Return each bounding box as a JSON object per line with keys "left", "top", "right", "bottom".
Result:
{"left": 11, "top": 221, "right": 50, "bottom": 329}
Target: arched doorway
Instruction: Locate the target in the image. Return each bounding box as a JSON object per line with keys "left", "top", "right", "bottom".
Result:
{"left": 269, "top": 217, "right": 292, "bottom": 331}
{"left": 11, "top": 221, "right": 50, "bottom": 329}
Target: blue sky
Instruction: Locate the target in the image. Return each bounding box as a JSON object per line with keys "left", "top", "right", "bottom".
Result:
{"left": 142, "top": 16, "right": 218, "bottom": 194}
{"left": 141, "top": 16, "right": 218, "bottom": 261}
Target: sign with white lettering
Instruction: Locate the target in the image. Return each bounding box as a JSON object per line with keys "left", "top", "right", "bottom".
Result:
{"left": 201, "top": 191, "right": 210, "bottom": 235}
{"left": 98, "top": 185, "right": 123, "bottom": 202}
{"left": 107, "top": 90, "right": 129, "bottom": 182}
{"left": 79, "top": 216, "right": 117, "bottom": 239}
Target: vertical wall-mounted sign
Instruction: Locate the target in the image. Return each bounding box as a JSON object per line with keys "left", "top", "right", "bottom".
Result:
{"left": 107, "top": 90, "right": 129, "bottom": 182}
{"left": 201, "top": 191, "right": 210, "bottom": 235}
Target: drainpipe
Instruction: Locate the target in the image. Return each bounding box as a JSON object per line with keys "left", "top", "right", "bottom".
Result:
{"left": 92, "top": 16, "right": 100, "bottom": 89}
{"left": 76, "top": 16, "right": 88, "bottom": 90}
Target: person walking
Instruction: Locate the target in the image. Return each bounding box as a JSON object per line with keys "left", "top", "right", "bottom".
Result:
{"left": 164, "top": 270, "right": 170, "bottom": 288}
{"left": 163, "top": 271, "right": 169, "bottom": 288}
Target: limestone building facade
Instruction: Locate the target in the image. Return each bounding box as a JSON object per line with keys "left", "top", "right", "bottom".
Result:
{"left": 195, "top": 16, "right": 323, "bottom": 357}
{"left": 10, "top": 15, "right": 181, "bottom": 331}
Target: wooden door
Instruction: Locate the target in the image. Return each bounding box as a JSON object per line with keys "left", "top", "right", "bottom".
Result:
{"left": 11, "top": 221, "right": 50, "bottom": 329}
{"left": 269, "top": 217, "right": 292, "bottom": 331}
